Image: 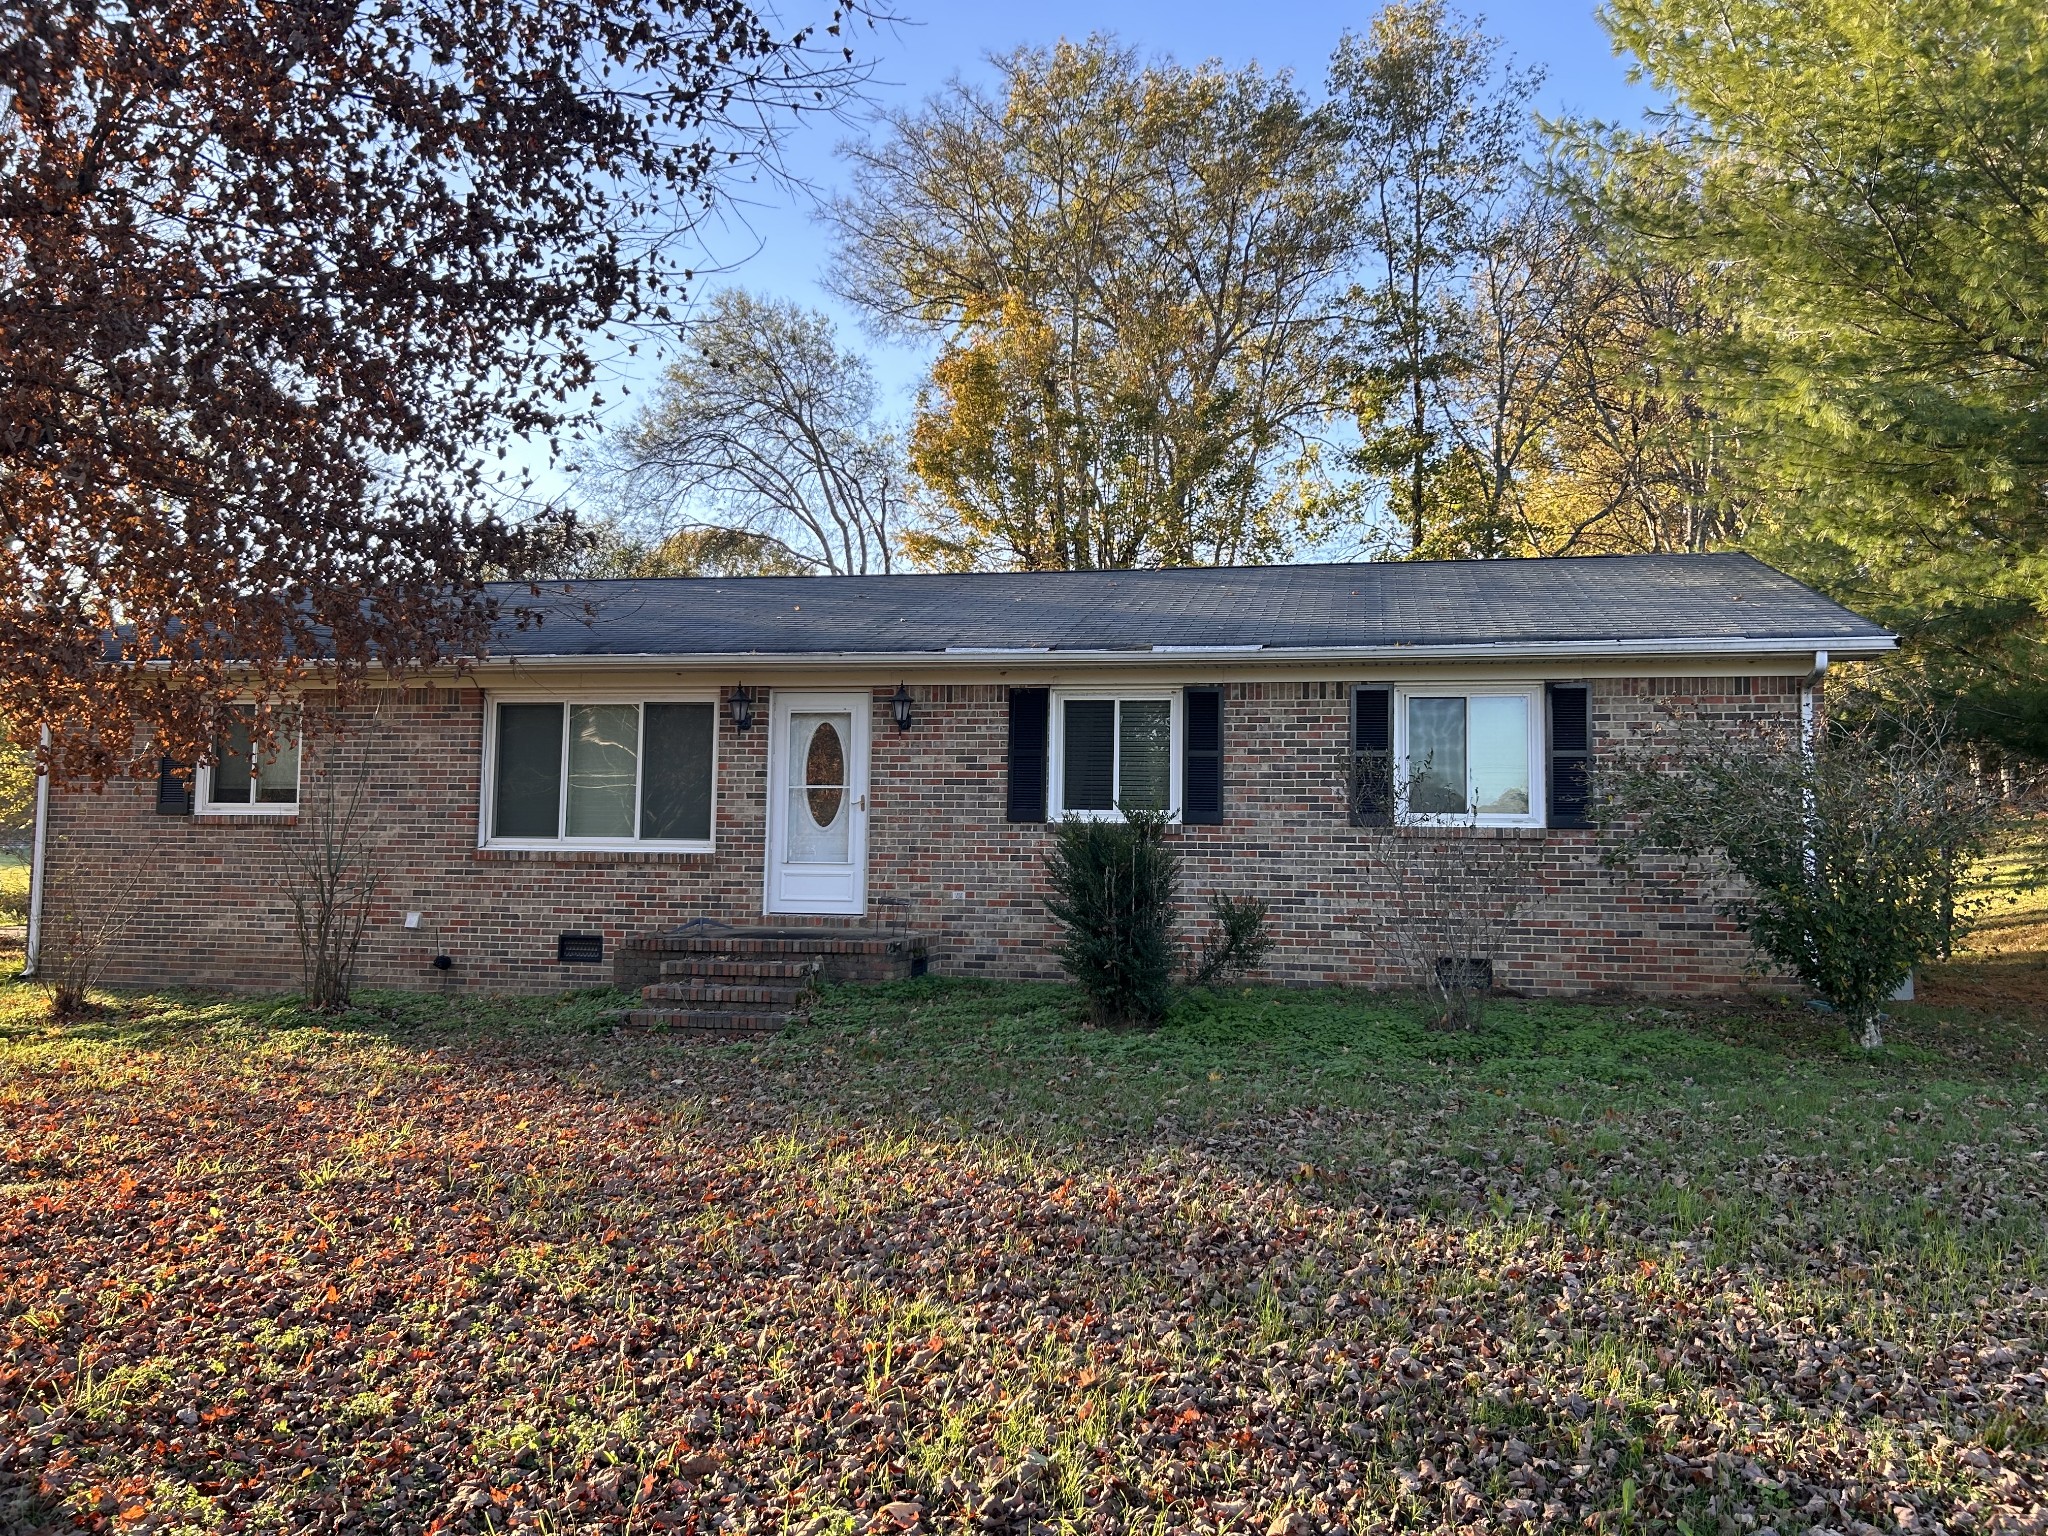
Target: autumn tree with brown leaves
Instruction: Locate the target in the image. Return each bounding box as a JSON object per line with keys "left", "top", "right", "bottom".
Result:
{"left": 1, "top": 0, "right": 874, "bottom": 780}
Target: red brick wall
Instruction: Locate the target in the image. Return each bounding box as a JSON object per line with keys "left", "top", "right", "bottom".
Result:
{"left": 39, "top": 675, "right": 1801, "bottom": 997}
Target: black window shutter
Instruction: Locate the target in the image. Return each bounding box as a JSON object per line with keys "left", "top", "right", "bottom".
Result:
{"left": 156, "top": 757, "right": 194, "bottom": 816}
{"left": 1350, "top": 686, "right": 1393, "bottom": 826}
{"left": 1182, "top": 686, "right": 1223, "bottom": 825}
{"left": 1547, "top": 682, "right": 1593, "bottom": 828}
{"left": 1006, "top": 688, "right": 1050, "bottom": 823}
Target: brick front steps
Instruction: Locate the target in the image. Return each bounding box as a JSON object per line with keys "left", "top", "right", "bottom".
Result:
{"left": 615, "top": 925, "right": 930, "bottom": 1037}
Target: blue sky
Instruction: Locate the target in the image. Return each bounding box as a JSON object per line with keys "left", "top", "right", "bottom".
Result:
{"left": 536, "top": 0, "right": 1658, "bottom": 509}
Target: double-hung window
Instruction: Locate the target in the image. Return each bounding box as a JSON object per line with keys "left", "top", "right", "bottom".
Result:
{"left": 1394, "top": 686, "right": 1544, "bottom": 827}
{"left": 485, "top": 698, "right": 717, "bottom": 850}
{"left": 1048, "top": 691, "right": 1179, "bottom": 820}
{"left": 196, "top": 705, "right": 301, "bottom": 816}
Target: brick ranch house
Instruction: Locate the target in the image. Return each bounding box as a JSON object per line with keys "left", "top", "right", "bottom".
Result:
{"left": 25, "top": 553, "right": 1893, "bottom": 1002}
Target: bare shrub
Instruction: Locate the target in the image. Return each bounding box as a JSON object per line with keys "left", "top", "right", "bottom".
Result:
{"left": 1338, "top": 737, "right": 1544, "bottom": 1029}
{"left": 281, "top": 747, "right": 382, "bottom": 1012}
{"left": 32, "top": 840, "right": 140, "bottom": 1016}
{"left": 1380, "top": 836, "right": 1543, "bottom": 1030}
{"left": 1341, "top": 743, "right": 1394, "bottom": 826}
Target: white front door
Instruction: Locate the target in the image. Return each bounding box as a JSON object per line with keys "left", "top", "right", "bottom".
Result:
{"left": 765, "top": 691, "right": 869, "bottom": 915}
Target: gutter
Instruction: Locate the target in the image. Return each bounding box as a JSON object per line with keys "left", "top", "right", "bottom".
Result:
{"left": 453, "top": 633, "right": 1898, "bottom": 671}
{"left": 22, "top": 726, "right": 49, "bottom": 980}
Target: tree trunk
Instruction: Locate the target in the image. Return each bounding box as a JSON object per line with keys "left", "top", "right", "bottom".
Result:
{"left": 1409, "top": 215, "right": 1427, "bottom": 554}
{"left": 1411, "top": 369, "right": 1426, "bottom": 553}
{"left": 1859, "top": 1013, "right": 1884, "bottom": 1051}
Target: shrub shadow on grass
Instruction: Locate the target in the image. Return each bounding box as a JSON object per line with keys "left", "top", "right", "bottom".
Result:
{"left": 756, "top": 973, "right": 2048, "bottom": 1292}
{"left": 6, "top": 966, "right": 2043, "bottom": 1294}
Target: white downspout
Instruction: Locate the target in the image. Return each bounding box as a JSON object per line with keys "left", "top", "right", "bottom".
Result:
{"left": 22, "top": 726, "right": 50, "bottom": 979}
{"left": 1800, "top": 648, "right": 1903, "bottom": 1007}
{"left": 1800, "top": 649, "right": 1828, "bottom": 759}
{"left": 1799, "top": 651, "right": 1828, "bottom": 876}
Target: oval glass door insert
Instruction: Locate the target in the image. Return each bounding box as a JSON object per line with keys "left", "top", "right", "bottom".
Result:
{"left": 787, "top": 713, "right": 851, "bottom": 863}
{"left": 805, "top": 719, "right": 845, "bottom": 824}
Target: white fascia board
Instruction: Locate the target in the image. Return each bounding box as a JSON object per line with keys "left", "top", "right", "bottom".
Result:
{"left": 466, "top": 633, "right": 1897, "bottom": 670}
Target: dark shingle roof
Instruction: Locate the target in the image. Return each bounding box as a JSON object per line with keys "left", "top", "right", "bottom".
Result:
{"left": 487, "top": 553, "right": 1891, "bottom": 660}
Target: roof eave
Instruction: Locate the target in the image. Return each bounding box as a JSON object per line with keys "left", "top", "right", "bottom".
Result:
{"left": 467, "top": 634, "right": 1899, "bottom": 669}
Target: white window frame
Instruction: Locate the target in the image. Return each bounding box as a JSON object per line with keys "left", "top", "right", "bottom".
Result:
{"left": 194, "top": 704, "right": 302, "bottom": 818}
{"left": 1047, "top": 689, "right": 1183, "bottom": 823}
{"left": 478, "top": 693, "right": 720, "bottom": 853}
{"left": 1392, "top": 684, "right": 1546, "bottom": 829}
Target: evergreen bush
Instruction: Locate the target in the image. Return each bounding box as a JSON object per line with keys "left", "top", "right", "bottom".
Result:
{"left": 1044, "top": 808, "right": 1179, "bottom": 1027}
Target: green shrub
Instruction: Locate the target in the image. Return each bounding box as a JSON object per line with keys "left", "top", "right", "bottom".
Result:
{"left": 1189, "top": 894, "right": 1273, "bottom": 985}
{"left": 1603, "top": 704, "right": 2008, "bottom": 1049}
{"left": 1043, "top": 808, "right": 1178, "bottom": 1027}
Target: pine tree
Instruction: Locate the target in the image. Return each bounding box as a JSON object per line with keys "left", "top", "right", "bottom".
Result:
{"left": 1570, "top": 0, "right": 2048, "bottom": 753}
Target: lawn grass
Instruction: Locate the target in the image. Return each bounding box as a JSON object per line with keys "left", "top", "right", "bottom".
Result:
{"left": 0, "top": 851, "right": 28, "bottom": 926}
{"left": 2, "top": 955, "right": 2043, "bottom": 1534}
{"left": 774, "top": 976, "right": 2048, "bottom": 1286}
{"left": 1920, "top": 817, "right": 2048, "bottom": 1018}
{"left": 1973, "top": 816, "right": 2048, "bottom": 946}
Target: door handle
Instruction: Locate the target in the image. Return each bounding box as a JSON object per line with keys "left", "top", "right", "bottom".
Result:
{"left": 856, "top": 794, "right": 867, "bottom": 811}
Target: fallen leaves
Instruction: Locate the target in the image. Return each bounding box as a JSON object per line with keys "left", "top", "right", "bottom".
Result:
{"left": 0, "top": 990, "right": 2043, "bottom": 1535}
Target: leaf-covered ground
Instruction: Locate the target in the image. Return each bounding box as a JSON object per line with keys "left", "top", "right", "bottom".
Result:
{"left": 1, "top": 964, "right": 2044, "bottom": 1535}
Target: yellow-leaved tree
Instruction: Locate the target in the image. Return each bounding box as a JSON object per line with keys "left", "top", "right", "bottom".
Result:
{"left": 834, "top": 38, "right": 1364, "bottom": 570}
